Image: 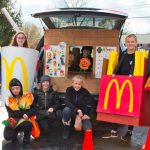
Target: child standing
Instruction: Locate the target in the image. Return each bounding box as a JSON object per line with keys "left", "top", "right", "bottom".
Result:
{"left": 62, "top": 75, "right": 93, "bottom": 139}
{"left": 102, "top": 34, "right": 137, "bottom": 141}
{"left": 3, "top": 78, "right": 35, "bottom": 143}
{"left": 33, "top": 75, "right": 60, "bottom": 134}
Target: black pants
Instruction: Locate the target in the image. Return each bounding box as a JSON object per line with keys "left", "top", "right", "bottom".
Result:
{"left": 113, "top": 124, "right": 134, "bottom": 132}
{"left": 62, "top": 107, "right": 92, "bottom": 131}
{"left": 3, "top": 121, "right": 32, "bottom": 141}
{"left": 37, "top": 112, "right": 56, "bottom": 134}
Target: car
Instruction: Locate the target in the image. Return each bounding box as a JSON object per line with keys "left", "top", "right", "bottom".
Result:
{"left": 32, "top": 8, "right": 128, "bottom": 106}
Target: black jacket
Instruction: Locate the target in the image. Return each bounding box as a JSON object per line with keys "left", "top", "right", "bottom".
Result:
{"left": 65, "top": 86, "right": 93, "bottom": 115}
{"left": 34, "top": 87, "right": 60, "bottom": 114}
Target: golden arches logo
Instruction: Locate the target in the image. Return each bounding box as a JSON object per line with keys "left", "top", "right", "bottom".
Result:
{"left": 2, "top": 57, "right": 28, "bottom": 92}
{"left": 103, "top": 79, "right": 133, "bottom": 112}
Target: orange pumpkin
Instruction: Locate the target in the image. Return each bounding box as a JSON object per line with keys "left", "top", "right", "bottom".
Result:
{"left": 79, "top": 58, "right": 91, "bottom": 70}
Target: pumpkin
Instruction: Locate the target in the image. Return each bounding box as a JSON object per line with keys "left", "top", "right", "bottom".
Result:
{"left": 79, "top": 58, "right": 91, "bottom": 70}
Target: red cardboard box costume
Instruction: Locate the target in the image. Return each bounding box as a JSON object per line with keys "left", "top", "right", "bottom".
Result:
{"left": 96, "top": 50, "right": 150, "bottom": 126}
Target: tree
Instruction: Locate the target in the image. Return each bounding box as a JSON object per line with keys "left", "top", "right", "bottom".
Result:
{"left": 21, "top": 22, "right": 42, "bottom": 49}
{"left": 64, "top": 0, "right": 88, "bottom": 7}
{"left": 0, "top": 0, "right": 22, "bottom": 46}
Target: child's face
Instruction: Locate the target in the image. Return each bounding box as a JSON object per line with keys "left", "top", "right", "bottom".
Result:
{"left": 125, "top": 36, "right": 137, "bottom": 52}
{"left": 42, "top": 81, "right": 50, "bottom": 90}
{"left": 16, "top": 33, "right": 26, "bottom": 47}
{"left": 69, "top": 54, "right": 75, "bottom": 63}
{"left": 10, "top": 86, "right": 21, "bottom": 96}
{"left": 83, "top": 49, "right": 90, "bottom": 57}
{"left": 72, "top": 79, "right": 83, "bottom": 91}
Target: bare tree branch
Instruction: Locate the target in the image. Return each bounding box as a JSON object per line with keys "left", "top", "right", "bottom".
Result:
{"left": 63, "top": 0, "right": 88, "bottom": 8}
{"left": 64, "top": 0, "right": 70, "bottom": 8}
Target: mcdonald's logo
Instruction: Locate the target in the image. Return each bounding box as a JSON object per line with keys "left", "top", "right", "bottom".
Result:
{"left": 2, "top": 57, "right": 28, "bottom": 92}
{"left": 103, "top": 79, "right": 133, "bottom": 113}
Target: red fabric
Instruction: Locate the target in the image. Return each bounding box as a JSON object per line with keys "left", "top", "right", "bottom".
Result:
{"left": 30, "top": 116, "right": 40, "bottom": 139}
{"left": 35, "top": 59, "right": 39, "bottom": 71}
{"left": 97, "top": 75, "right": 144, "bottom": 117}
{"left": 82, "top": 130, "right": 94, "bottom": 150}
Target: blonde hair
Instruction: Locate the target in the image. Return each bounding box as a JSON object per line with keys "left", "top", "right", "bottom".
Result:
{"left": 125, "top": 34, "right": 137, "bottom": 43}
{"left": 125, "top": 34, "right": 137, "bottom": 50}
{"left": 72, "top": 75, "right": 83, "bottom": 84}
{"left": 10, "top": 31, "right": 29, "bottom": 48}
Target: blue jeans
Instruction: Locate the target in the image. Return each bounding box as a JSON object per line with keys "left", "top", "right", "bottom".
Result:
{"left": 62, "top": 107, "right": 92, "bottom": 131}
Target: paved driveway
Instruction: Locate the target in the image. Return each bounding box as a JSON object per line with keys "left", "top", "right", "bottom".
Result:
{"left": 1, "top": 107, "right": 148, "bottom": 150}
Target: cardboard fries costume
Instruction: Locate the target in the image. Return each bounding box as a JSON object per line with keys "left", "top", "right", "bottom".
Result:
{"left": 97, "top": 50, "right": 150, "bottom": 126}
{"left": 145, "top": 49, "right": 150, "bottom": 91}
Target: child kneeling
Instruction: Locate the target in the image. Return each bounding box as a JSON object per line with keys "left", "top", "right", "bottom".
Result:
{"left": 62, "top": 75, "right": 93, "bottom": 139}
{"left": 3, "top": 78, "right": 36, "bottom": 143}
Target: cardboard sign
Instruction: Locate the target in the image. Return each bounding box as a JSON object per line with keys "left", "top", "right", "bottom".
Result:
{"left": 97, "top": 75, "right": 144, "bottom": 117}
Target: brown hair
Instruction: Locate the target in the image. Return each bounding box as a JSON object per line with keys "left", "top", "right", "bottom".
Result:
{"left": 10, "top": 31, "right": 29, "bottom": 48}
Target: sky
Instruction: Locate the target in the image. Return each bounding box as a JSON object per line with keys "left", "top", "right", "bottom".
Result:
{"left": 14, "top": 0, "right": 150, "bottom": 34}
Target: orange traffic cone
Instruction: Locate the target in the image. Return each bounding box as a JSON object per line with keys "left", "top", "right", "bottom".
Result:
{"left": 82, "top": 129, "right": 94, "bottom": 150}
{"left": 141, "top": 128, "right": 150, "bottom": 150}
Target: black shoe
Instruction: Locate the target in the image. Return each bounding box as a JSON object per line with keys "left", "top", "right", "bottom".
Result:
{"left": 23, "top": 134, "right": 30, "bottom": 143}
{"left": 12, "top": 137, "right": 18, "bottom": 143}
{"left": 63, "top": 125, "right": 70, "bottom": 139}
{"left": 121, "top": 130, "right": 132, "bottom": 141}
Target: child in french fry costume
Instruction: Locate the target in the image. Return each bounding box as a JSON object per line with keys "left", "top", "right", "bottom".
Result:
{"left": 100, "top": 34, "right": 149, "bottom": 141}
{"left": 144, "top": 49, "right": 150, "bottom": 90}
{"left": 2, "top": 78, "right": 39, "bottom": 143}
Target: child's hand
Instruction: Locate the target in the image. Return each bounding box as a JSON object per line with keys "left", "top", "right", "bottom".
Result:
{"left": 47, "top": 108, "right": 54, "bottom": 112}
{"left": 82, "top": 114, "right": 90, "bottom": 120}
{"left": 77, "top": 109, "right": 83, "bottom": 117}
{"left": 23, "top": 114, "right": 29, "bottom": 120}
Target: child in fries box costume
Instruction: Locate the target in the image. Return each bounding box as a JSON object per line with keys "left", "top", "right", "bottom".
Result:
{"left": 97, "top": 34, "right": 150, "bottom": 141}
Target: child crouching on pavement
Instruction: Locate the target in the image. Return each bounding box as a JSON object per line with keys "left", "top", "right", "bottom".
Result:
{"left": 3, "top": 78, "right": 36, "bottom": 143}
{"left": 33, "top": 75, "right": 60, "bottom": 135}
{"left": 62, "top": 75, "right": 93, "bottom": 139}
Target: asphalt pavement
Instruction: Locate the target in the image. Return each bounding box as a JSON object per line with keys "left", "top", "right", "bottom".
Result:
{"left": 0, "top": 107, "right": 148, "bottom": 150}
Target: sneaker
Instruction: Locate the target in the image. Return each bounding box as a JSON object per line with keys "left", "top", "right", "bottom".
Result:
{"left": 102, "top": 130, "right": 118, "bottom": 139}
{"left": 121, "top": 130, "right": 132, "bottom": 141}
{"left": 23, "top": 134, "right": 30, "bottom": 143}
{"left": 111, "top": 131, "right": 119, "bottom": 138}
{"left": 62, "top": 125, "right": 70, "bottom": 140}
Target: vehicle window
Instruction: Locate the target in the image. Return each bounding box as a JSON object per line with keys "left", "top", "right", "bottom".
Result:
{"left": 68, "top": 46, "right": 93, "bottom": 73}
{"left": 49, "top": 16, "right": 122, "bottom": 29}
